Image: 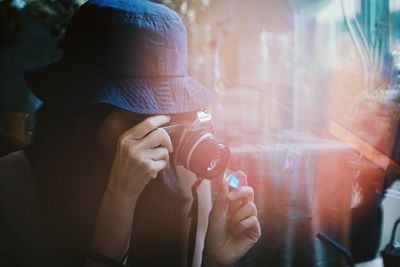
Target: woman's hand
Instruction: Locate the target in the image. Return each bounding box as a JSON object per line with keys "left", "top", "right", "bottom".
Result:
{"left": 107, "top": 115, "right": 173, "bottom": 201}
{"left": 87, "top": 115, "right": 173, "bottom": 264}
{"left": 203, "top": 172, "right": 261, "bottom": 266}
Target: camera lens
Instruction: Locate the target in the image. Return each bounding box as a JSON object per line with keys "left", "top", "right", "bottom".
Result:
{"left": 176, "top": 130, "right": 230, "bottom": 179}
{"left": 207, "top": 153, "right": 221, "bottom": 172}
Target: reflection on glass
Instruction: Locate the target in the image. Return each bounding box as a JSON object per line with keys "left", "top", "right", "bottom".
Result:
{"left": 186, "top": 0, "right": 399, "bottom": 266}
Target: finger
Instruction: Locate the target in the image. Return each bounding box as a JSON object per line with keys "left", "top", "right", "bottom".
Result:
{"left": 143, "top": 147, "right": 170, "bottom": 162}
{"left": 141, "top": 128, "right": 173, "bottom": 153}
{"left": 121, "top": 115, "right": 170, "bottom": 141}
{"left": 231, "top": 202, "right": 257, "bottom": 226}
{"left": 146, "top": 147, "right": 170, "bottom": 172}
{"left": 233, "top": 215, "right": 261, "bottom": 242}
{"left": 210, "top": 174, "right": 230, "bottom": 220}
{"left": 228, "top": 198, "right": 243, "bottom": 217}
{"left": 148, "top": 159, "right": 168, "bottom": 179}
{"left": 228, "top": 186, "right": 254, "bottom": 203}
{"left": 227, "top": 185, "right": 254, "bottom": 217}
{"left": 237, "top": 170, "right": 248, "bottom": 186}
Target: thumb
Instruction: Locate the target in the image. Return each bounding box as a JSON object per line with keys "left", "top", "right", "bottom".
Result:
{"left": 210, "top": 173, "right": 229, "bottom": 221}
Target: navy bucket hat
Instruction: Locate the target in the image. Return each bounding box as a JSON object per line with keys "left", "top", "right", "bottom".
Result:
{"left": 24, "top": 0, "right": 216, "bottom": 114}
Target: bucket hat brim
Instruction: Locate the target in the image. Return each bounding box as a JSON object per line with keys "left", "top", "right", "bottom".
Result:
{"left": 24, "top": 61, "right": 216, "bottom": 115}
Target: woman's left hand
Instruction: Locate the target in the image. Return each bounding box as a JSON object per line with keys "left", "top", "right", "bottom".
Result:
{"left": 203, "top": 172, "right": 261, "bottom": 266}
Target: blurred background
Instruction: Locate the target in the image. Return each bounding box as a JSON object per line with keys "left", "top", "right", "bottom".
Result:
{"left": 1, "top": 0, "right": 400, "bottom": 266}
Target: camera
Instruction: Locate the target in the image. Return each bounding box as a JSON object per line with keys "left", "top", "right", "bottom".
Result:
{"left": 163, "top": 111, "right": 230, "bottom": 179}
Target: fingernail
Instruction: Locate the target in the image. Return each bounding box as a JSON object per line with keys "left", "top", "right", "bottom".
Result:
{"left": 228, "top": 191, "right": 236, "bottom": 200}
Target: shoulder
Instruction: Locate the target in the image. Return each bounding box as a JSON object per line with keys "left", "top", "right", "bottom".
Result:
{"left": 0, "top": 149, "right": 33, "bottom": 177}
{"left": 0, "top": 150, "right": 53, "bottom": 264}
{"left": 0, "top": 149, "right": 38, "bottom": 218}
{"left": 0, "top": 150, "right": 35, "bottom": 196}
{"left": 0, "top": 149, "right": 37, "bottom": 211}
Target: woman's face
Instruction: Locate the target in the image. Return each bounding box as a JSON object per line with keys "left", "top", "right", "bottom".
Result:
{"left": 97, "top": 108, "right": 196, "bottom": 155}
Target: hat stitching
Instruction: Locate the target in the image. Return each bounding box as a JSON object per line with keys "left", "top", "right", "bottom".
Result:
{"left": 82, "top": 5, "right": 180, "bottom": 22}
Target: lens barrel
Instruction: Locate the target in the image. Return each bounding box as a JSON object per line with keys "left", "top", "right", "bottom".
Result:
{"left": 175, "top": 130, "right": 230, "bottom": 179}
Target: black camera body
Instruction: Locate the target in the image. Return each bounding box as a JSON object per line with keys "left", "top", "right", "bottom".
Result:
{"left": 163, "top": 111, "right": 230, "bottom": 179}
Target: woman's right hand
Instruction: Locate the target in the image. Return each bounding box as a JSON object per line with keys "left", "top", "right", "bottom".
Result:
{"left": 107, "top": 115, "right": 173, "bottom": 201}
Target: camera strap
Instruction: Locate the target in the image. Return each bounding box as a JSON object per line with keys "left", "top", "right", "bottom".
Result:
{"left": 187, "top": 177, "right": 203, "bottom": 267}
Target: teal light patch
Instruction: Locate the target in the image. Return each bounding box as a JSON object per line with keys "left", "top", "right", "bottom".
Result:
{"left": 229, "top": 176, "right": 239, "bottom": 188}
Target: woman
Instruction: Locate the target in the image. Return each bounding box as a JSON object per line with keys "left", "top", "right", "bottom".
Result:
{"left": 0, "top": 1, "right": 261, "bottom": 266}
